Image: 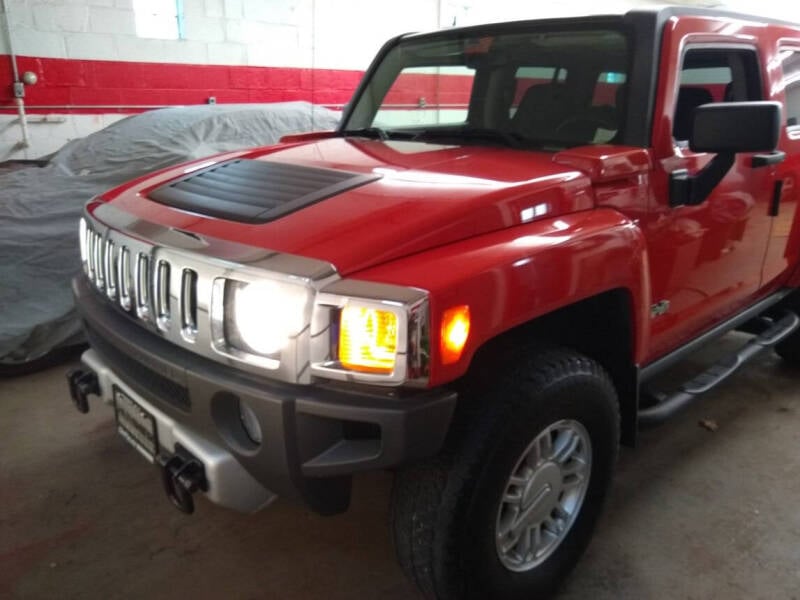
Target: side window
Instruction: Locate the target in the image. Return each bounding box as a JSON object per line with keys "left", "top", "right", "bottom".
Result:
{"left": 780, "top": 49, "right": 800, "bottom": 128}
{"left": 673, "top": 48, "right": 762, "bottom": 142}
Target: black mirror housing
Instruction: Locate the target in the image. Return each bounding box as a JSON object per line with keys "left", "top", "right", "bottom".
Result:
{"left": 690, "top": 101, "right": 781, "bottom": 154}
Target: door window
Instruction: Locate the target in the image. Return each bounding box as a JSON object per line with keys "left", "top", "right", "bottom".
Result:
{"left": 779, "top": 49, "right": 800, "bottom": 129}
{"left": 673, "top": 48, "right": 762, "bottom": 143}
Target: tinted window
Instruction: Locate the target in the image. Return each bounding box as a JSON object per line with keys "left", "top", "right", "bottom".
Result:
{"left": 345, "top": 28, "right": 630, "bottom": 150}
{"left": 673, "top": 48, "right": 762, "bottom": 141}
{"left": 375, "top": 66, "right": 476, "bottom": 127}
{"left": 780, "top": 49, "right": 800, "bottom": 128}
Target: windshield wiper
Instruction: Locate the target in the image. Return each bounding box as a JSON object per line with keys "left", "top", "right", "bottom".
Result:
{"left": 339, "top": 127, "right": 391, "bottom": 140}
{"left": 413, "top": 127, "right": 530, "bottom": 149}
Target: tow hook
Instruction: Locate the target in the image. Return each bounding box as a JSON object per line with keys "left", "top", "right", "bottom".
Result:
{"left": 157, "top": 451, "right": 208, "bottom": 514}
{"left": 66, "top": 369, "right": 99, "bottom": 414}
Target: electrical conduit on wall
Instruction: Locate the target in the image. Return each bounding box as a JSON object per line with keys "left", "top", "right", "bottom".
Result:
{"left": 1, "top": 0, "right": 29, "bottom": 150}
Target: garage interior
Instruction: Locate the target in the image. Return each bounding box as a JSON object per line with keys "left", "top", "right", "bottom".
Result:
{"left": 2, "top": 0, "right": 799, "bottom": 598}
{"left": 5, "top": 339, "right": 800, "bottom": 598}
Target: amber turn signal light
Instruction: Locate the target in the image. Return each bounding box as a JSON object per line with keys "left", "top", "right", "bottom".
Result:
{"left": 440, "top": 305, "right": 470, "bottom": 365}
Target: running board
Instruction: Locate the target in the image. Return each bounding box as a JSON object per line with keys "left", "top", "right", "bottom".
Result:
{"left": 638, "top": 310, "right": 799, "bottom": 427}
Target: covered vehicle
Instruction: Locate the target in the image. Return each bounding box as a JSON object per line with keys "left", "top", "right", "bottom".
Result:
{"left": 0, "top": 102, "right": 339, "bottom": 373}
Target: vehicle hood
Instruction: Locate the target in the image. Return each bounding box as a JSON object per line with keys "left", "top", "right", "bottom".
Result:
{"left": 109, "top": 138, "right": 594, "bottom": 275}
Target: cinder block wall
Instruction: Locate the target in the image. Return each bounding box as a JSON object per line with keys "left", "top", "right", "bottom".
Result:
{"left": 2, "top": 0, "right": 784, "bottom": 159}
{"left": 0, "top": 0, "right": 444, "bottom": 159}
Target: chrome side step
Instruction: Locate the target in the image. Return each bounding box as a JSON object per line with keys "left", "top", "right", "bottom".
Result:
{"left": 638, "top": 311, "right": 799, "bottom": 427}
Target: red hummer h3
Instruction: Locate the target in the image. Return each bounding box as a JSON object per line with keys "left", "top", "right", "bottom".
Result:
{"left": 67, "top": 6, "right": 800, "bottom": 598}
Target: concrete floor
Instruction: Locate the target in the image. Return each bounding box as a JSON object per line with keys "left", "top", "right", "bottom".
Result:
{"left": 2, "top": 335, "right": 800, "bottom": 599}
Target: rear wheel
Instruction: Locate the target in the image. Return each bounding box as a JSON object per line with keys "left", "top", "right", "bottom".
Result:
{"left": 391, "top": 348, "right": 619, "bottom": 600}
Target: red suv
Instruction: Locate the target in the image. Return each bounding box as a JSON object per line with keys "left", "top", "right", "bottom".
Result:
{"left": 68, "top": 7, "right": 800, "bottom": 598}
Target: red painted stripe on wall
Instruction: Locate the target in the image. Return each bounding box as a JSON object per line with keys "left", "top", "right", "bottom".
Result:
{"left": 384, "top": 72, "right": 474, "bottom": 107}
{"left": 0, "top": 55, "right": 364, "bottom": 114}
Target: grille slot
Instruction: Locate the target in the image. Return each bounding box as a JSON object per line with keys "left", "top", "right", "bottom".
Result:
{"left": 155, "top": 260, "right": 171, "bottom": 331}
{"left": 104, "top": 239, "right": 117, "bottom": 300}
{"left": 93, "top": 231, "right": 105, "bottom": 291}
{"left": 80, "top": 211, "right": 332, "bottom": 386}
{"left": 118, "top": 246, "right": 132, "bottom": 311}
{"left": 87, "top": 230, "right": 98, "bottom": 284}
{"left": 79, "top": 218, "right": 88, "bottom": 272}
{"left": 181, "top": 268, "right": 198, "bottom": 342}
{"left": 135, "top": 253, "right": 151, "bottom": 320}
{"left": 153, "top": 260, "right": 170, "bottom": 331}
{"left": 85, "top": 228, "right": 94, "bottom": 281}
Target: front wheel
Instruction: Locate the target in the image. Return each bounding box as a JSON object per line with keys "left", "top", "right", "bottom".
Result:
{"left": 391, "top": 348, "right": 619, "bottom": 600}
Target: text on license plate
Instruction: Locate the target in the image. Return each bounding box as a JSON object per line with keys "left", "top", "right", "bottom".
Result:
{"left": 113, "top": 386, "right": 158, "bottom": 462}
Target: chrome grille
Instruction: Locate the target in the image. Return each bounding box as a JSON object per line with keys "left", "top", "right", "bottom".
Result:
{"left": 79, "top": 202, "right": 430, "bottom": 387}
{"left": 78, "top": 205, "right": 340, "bottom": 385}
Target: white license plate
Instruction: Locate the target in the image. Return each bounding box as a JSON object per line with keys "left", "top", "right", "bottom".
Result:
{"left": 113, "top": 386, "right": 158, "bottom": 462}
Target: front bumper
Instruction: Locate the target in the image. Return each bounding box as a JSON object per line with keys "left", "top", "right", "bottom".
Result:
{"left": 71, "top": 275, "right": 457, "bottom": 514}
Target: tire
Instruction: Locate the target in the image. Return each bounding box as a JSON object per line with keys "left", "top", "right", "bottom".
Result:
{"left": 391, "top": 347, "right": 619, "bottom": 600}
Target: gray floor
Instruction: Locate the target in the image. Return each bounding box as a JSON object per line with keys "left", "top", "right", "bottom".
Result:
{"left": 2, "top": 334, "right": 800, "bottom": 599}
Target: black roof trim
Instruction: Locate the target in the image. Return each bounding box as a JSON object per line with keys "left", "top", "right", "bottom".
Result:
{"left": 395, "top": 6, "right": 798, "bottom": 42}
{"left": 636, "top": 5, "right": 800, "bottom": 30}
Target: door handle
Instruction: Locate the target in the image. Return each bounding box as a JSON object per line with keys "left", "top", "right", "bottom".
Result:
{"left": 770, "top": 180, "right": 784, "bottom": 217}
{"left": 752, "top": 151, "right": 786, "bottom": 168}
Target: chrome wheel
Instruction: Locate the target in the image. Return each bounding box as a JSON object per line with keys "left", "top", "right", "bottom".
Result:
{"left": 495, "top": 419, "right": 592, "bottom": 572}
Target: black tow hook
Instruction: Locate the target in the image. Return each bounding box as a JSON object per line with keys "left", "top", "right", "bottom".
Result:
{"left": 157, "top": 452, "right": 208, "bottom": 515}
{"left": 66, "top": 369, "right": 99, "bottom": 414}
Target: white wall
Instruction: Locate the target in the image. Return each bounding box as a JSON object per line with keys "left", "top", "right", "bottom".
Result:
{"left": 1, "top": 0, "right": 797, "bottom": 160}
{"left": 0, "top": 0, "right": 447, "bottom": 158}
{"left": 2, "top": 0, "right": 796, "bottom": 69}
{"left": 0, "top": 0, "right": 446, "bottom": 70}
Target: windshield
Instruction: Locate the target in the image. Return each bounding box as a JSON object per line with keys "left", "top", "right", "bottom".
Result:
{"left": 343, "top": 25, "right": 630, "bottom": 150}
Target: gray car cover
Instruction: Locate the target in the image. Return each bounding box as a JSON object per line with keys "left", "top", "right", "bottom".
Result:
{"left": 0, "top": 102, "right": 339, "bottom": 364}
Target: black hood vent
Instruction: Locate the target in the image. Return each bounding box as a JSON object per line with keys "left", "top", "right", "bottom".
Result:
{"left": 147, "top": 159, "right": 380, "bottom": 224}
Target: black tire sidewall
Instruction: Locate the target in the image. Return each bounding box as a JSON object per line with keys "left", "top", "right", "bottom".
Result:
{"left": 455, "top": 372, "right": 618, "bottom": 599}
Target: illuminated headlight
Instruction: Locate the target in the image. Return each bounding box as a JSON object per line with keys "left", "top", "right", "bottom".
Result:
{"left": 339, "top": 306, "right": 399, "bottom": 374}
{"left": 312, "top": 283, "right": 430, "bottom": 385}
{"left": 224, "top": 279, "right": 309, "bottom": 357}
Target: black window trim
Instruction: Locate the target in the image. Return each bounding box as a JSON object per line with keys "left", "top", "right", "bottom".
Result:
{"left": 778, "top": 44, "right": 800, "bottom": 134}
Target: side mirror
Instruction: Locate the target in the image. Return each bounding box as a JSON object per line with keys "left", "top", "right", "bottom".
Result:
{"left": 671, "top": 101, "right": 783, "bottom": 207}
{"left": 690, "top": 101, "right": 781, "bottom": 153}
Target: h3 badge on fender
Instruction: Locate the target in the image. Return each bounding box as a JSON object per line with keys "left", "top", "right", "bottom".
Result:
{"left": 651, "top": 300, "right": 670, "bottom": 318}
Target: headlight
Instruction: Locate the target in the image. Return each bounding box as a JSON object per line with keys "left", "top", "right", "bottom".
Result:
{"left": 222, "top": 279, "right": 309, "bottom": 358}
{"left": 339, "top": 306, "right": 398, "bottom": 374}
{"left": 312, "top": 282, "right": 430, "bottom": 385}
